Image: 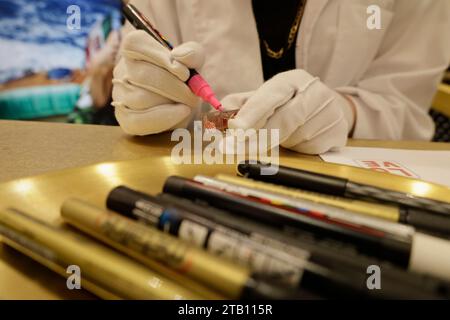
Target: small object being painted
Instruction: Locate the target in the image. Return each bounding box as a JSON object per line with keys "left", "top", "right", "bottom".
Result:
{"left": 202, "top": 109, "right": 240, "bottom": 131}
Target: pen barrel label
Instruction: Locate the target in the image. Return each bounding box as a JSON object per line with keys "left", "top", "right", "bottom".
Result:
{"left": 0, "top": 223, "right": 58, "bottom": 262}
{"left": 207, "top": 232, "right": 305, "bottom": 285}
{"left": 177, "top": 219, "right": 307, "bottom": 286}
{"left": 100, "top": 216, "right": 190, "bottom": 271}
{"left": 178, "top": 220, "right": 209, "bottom": 248}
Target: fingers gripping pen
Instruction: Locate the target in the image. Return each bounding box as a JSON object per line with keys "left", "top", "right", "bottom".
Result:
{"left": 123, "top": 4, "right": 223, "bottom": 111}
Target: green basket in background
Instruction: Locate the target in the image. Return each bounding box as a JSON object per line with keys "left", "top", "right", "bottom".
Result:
{"left": 0, "top": 84, "right": 81, "bottom": 120}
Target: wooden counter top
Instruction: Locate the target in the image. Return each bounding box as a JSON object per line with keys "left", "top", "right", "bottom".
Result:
{"left": 1, "top": 120, "right": 449, "bottom": 183}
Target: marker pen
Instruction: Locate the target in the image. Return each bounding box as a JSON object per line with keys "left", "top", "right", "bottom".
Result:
{"left": 193, "top": 175, "right": 414, "bottom": 241}
{"left": 1, "top": 234, "right": 121, "bottom": 300}
{"left": 0, "top": 208, "right": 202, "bottom": 300}
{"left": 123, "top": 4, "right": 223, "bottom": 111}
{"left": 216, "top": 174, "right": 400, "bottom": 221}
{"left": 61, "top": 199, "right": 307, "bottom": 300}
{"left": 216, "top": 174, "right": 450, "bottom": 237}
{"left": 106, "top": 186, "right": 450, "bottom": 299}
{"left": 237, "top": 161, "right": 450, "bottom": 219}
{"left": 163, "top": 176, "right": 450, "bottom": 282}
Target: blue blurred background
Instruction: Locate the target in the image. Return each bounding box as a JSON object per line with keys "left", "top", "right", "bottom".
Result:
{"left": 0, "top": 0, "right": 121, "bottom": 83}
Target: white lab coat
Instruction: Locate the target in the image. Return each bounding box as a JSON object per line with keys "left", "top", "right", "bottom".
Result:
{"left": 126, "top": 0, "right": 450, "bottom": 140}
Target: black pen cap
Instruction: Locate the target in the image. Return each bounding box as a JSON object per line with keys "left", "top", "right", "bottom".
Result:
{"left": 237, "top": 161, "right": 348, "bottom": 196}
{"left": 163, "top": 176, "right": 188, "bottom": 196}
{"left": 400, "top": 207, "right": 450, "bottom": 236}
{"left": 107, "top": 186, "right": 151, "bottom": 217}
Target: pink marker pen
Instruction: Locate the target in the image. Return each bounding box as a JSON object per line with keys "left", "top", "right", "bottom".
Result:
{"left": 123, "top": 4, "right": 223, "bottom": 111}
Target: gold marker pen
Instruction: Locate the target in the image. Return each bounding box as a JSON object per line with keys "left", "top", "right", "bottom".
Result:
{"left": 0, "top": 208, "right": 202, "bottom": 300}
{"left": 61, "top": 199, "right": 303, "bottom": 300}
{"left": 2, "top": 237, "right": 121, "bottom": 300}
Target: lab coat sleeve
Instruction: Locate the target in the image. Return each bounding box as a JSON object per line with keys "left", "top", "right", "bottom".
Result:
{"left": 335, "top": 0, "right": 450, "bottom": 140}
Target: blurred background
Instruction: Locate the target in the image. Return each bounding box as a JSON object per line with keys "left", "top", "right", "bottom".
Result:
{"left": 0, "top": 0, "right": 123, "bottom": 125}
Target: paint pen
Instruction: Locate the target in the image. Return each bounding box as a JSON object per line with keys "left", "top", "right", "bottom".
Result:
{"left": 123, "top": 4, "right": 223, "bottom": 111}
{"left": 216, "top": 174, "right": 450, "bottom": 238}
{"left": 237, "top": 161, "right": 450, "bottom": 220}
{"left": 163, "top": 176, "right": 450, "bottom": 282}
{"left": 106, "top": 186, "right": 450, "bottom": 299}
{"left": 0, "top": 208, "right": 201, "bottom": 300}
{"left": 194, "top": 175, "right": 414, "bottom": 241}
{"left": 61, "top": 199, "right": 308, "bottom": 300}
{"left": 216, "top": 174, "right": 401, "bottom": 221}
{"left": 1, "top": 236, "right": 121, "bottom": 300}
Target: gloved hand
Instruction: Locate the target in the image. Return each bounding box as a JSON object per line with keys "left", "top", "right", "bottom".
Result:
{"left": 221, "top": 70, "right": 354, "bottom": 155}
{"left": 112, "top": 30, "right": 205, "bottom": 135}
{"left": 89, "top": 31, "right": 120, "bottom": 70}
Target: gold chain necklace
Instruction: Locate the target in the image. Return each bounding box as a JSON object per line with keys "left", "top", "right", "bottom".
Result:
{"left": 263, "top": 0, "right": 307, "bottom": 60}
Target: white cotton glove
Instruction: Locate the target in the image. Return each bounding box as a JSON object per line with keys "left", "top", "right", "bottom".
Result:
{"left": 112, "top": 30, "right": 205, "bottom": 135}
{"left": 221, "top": 70, "right": 353, "bottom": 155}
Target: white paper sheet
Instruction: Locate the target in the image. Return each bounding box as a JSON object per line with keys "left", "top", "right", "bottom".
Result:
{"left": 320, "top": 147, "right": 450, "bottom": 188}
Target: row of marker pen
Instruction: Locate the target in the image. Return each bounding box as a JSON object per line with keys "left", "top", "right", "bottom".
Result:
{"left": 1, "top": 161, "right": 450, "bottom": 299}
